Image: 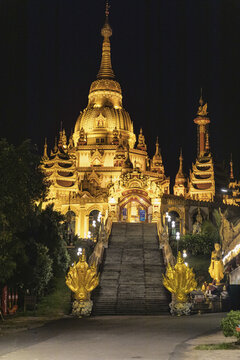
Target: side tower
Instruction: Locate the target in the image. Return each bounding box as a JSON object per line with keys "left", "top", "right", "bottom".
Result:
{"left": 188, "top": 95, "right": 215, "bottom": 201}
{"left": 174, "top": 149, "right": 187, "bottom": 197}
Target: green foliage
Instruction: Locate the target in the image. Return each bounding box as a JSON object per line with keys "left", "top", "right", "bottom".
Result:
{"left": 221, "top": 311, "right": 240, "bottom": 343}
{"left": 24, "top": 204, "right": 70, "bottom": 276}
{"left": 31, "top": 244, "right": 53, "bottom": 296}
{"left": 14, "top": 204, "right": 70, "bottom": 295}
{"left": 36, "top": 277, "right": 71, "bottom": 316}
{"left": 170, "top": 216, "right": 222, "bottom": 285}
{"left": 0, "top": 139, "right": 70, "bottom": 298}
{"left": 212, "top": 209, "right": 222, "bottom": 230}
{"left": 0, "top": 139, "right": 48, "bottom": 284}
{"left": 195, "top": 343, "right": 239, "bottom": 350}
{"left": 175, "top": 216, "right": 221, "bottom": 257}
{"left": 187, "top": 255, "right": 211, "bottom": 285}
{"left": 176, "top": 233, "right": 215, "bottom": 256}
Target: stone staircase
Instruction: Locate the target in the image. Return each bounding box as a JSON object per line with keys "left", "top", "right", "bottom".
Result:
{"left": 92, "top": 222, "right": 170, "bottom": 315}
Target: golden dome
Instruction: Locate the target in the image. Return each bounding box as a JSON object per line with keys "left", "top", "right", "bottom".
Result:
{"left": 73, "top": 7, "right": 136, "bottom": 148}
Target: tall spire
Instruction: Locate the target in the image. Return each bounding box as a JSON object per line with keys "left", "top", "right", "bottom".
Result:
{"left": 178, "top": 148, "right": 183, "bottom": 175}
{"left": 154, "top": 137, "right": 162, "bottom": 161}
{"left": 174, "top": 149, "right": 186, "bottom": 196}
{"left": 230, "top": 154, "right": 234, "bottom": 181}
{"left": 97, "top": 1, "right": 115, "bottom": 79}
{"left": 43, "top": 137, "right": 48, "bottom": 160}
{"left": 194, "top": 91, "right": 210, "bottom": 157}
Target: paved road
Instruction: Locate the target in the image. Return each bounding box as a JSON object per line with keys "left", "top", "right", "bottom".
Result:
{"left": 0, "top": 313, "right": 225, "bottom": 360}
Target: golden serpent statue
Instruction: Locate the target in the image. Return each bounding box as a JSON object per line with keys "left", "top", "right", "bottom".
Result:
{"left": 66, "top": 249, "right": 99, "bottom": 302}
{"left": 163, "top": 252, "right": 197, "bottom": 303}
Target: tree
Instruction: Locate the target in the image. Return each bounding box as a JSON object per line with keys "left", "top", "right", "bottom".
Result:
{"left": 0, "top": 139, "right": 48, "bottom": 284}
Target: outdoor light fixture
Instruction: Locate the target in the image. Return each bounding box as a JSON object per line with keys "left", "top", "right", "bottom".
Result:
{"left": 184, "top": 262, "right": 188, "bottom": 267}
{"left": 77, "top": 247, "right": 83, "bottom": 256}
{"left": 183, "top": 249, "right": 187, "bottom": 258}
{"left": 221, "top": 188, "right": 228, "bottom": 193}
{"left": 92, "top": 220, "right": 96, "bottom": 227}
{"left": 176, "top": 232, "right": 180, "bottom": 240}
{"left": 172, "top": 221, "right": 175, "bottom": 228}
{"left": 97, "top": 212, "right": 102, "bottom": 222}
{"left": 87, "top": 231, "right": 91, "bottom": 239}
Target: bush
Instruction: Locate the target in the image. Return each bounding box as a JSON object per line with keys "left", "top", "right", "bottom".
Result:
{"left": 221, "top": 311, "right": 240, "bottom": 343}
{"left": 175, "top": 233, "right": 215, "bottom": 256}
{"left": 36, "top": 277, "right": 71, "bottom": 316}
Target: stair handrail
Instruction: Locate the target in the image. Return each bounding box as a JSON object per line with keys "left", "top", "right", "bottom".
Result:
{"left": 89, "top": 215, "right": 113, "bottom": 268}
{"left": 157, "top": 218, "right": 175, "bottom": 267}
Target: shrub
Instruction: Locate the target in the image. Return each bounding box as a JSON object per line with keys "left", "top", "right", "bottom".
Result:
{"left": 221, "top": 310, "right": 240, "bottom": 343}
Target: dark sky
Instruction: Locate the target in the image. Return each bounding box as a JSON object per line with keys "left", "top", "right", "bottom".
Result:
{"left": 1, "top": 0, "right": 240, "bottom": 183}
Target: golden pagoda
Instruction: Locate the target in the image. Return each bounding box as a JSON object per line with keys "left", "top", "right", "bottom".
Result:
{"left": 42, "top": 5, "right": 169, "bottom": 236}
{"left": 41, "top": 5, "right": 240, "bottom": 240}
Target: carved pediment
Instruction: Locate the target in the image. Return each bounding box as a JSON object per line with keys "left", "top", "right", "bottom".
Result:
{"left": 90, "top": 147, "right": 105, "bottom": 166}
{"left": 95, "top": 113, "right": 107, "bottom": 128}
{"left": 88, "top": 169, "right": 103, "bottom": 185}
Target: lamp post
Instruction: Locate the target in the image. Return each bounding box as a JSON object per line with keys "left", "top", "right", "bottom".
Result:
{"left": 176, "top": 231, "right": 180, "bottom": 253}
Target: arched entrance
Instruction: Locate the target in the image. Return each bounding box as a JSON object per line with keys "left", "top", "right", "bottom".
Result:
{"left": 166, "top": 210, "right": 181, "bottom": 240}
{"left": 66, "top": 210, "right": 76, "bottom": 243}
{"left": 119, "top": 191, "right": 152, "bottom": 223}
{"left": 89, "top": 210, "right": 101, "bottom": 241}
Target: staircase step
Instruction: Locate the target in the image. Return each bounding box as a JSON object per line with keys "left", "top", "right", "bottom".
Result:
{"left": 92, "top": 222, "right": 170, "bottom": 315}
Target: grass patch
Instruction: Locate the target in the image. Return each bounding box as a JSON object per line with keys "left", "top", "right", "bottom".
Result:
{"left": 36, "top": 277, "right": 71, "bottom": 316}
{"left": 195, "top": 343, "right": 240, "bottom": 350}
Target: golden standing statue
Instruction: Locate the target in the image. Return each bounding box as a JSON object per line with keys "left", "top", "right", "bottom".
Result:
{"left": 208, "top": 243, "right": 224, "bottom": 285}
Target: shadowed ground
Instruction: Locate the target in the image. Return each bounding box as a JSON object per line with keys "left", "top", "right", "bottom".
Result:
{"left": 0, "top": 313, "right": 226, "bottom": 360}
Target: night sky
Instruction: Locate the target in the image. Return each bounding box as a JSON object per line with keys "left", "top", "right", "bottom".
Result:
{"left": 1, "top": 0, "right": 240, "bottom": 186}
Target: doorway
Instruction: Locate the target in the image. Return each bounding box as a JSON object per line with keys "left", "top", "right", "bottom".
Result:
{"left": 119, "top": 195, "right": 151, "bottom": 223}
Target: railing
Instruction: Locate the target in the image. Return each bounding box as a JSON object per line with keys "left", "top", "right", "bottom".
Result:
{"left": 89, "top": 216, "right": 113, "bottom": 268}
{"left": 157, "top": 218, "right": 175, "bottom": 267}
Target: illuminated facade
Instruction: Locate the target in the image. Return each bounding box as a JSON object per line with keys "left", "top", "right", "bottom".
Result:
{"left": 41, "top": 9, "right": 237, "bottom": 239}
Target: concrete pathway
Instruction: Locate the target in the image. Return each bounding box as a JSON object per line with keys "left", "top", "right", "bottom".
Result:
{"left": 0, "top": 313, "right": 229, "bottom": 360}
{"left": 181, "top": 331, "right": 240, "bottom": 360}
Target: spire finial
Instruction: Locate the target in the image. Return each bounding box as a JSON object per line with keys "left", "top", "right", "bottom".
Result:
{"left": 105, "top": 1, "right": 110, "bottom": 18}
{"left": 43, "top": 137, "right": 48, "bottom": 159}
{"left": 199, "top": 88, "right": 203, "bottom": 106}
{"left": 178, "top": 148, "right": 183, "bottom": 175}
{"left": 230, "top": 153, "right": 234, "bottom": 181}
{"left": 97, "top": 1, "right": 115, "bottom": 79}
{"left": 155, "top": 137, "right": 159, "bottom": 154}
{"left": 180, "top": 147, "right": 183, "bottom": 160}
{"left": 54, "top": 137, "right": 58, "bottom": 153}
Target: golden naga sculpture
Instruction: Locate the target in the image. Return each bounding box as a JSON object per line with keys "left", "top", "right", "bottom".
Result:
{"left": 163, "top": 252, "right": 197, "bottom": 303}
{"left": 208, "top": 243, "right": 224, "bottom": 285}
{"left": 66, "top": 249, "right": 99, "bottom": 301}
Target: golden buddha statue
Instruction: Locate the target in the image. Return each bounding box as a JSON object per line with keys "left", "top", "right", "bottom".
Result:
{"left": 208, "top": 243, "right": 224, "bottom": 285}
